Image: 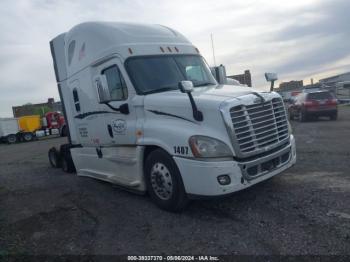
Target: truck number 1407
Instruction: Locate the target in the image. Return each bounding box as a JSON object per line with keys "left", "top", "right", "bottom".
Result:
{"left": 174, "top": 146, "right": 189, "bottom": 155}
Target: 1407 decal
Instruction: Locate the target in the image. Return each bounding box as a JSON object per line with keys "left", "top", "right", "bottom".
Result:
{"left": 174, "top": 146, "right": 189, "bottom": 155}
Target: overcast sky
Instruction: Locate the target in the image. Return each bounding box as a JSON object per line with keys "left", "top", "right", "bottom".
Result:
{"left": 0, "top": 0, "right": 349, "bottom": 116}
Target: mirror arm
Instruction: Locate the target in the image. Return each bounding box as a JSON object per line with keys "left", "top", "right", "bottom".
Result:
{"left": 104, "top": 102, "right": 129, "bottom": 115}
{"left": 187, "top": 93, "right": 203, "bottom": 122}
{"left": 270, "top": 80, "right": 275, "bottom": 92}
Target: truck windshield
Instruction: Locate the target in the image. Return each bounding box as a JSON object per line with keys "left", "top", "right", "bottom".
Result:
{"left": 125, "top": 55, "right": 217, "bottom": 94}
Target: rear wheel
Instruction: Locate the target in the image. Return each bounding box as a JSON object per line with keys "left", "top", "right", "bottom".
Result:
{"left": 23, "top": 132, "right": 33, "bottom": 142}
{"left": 48, "top": 147, "right": 61, "bottom": 168}
{"left": 60, "top": 126, "right": 67, "bottom": 137}
{"left": 60, "top": 144, "right": 75, "bottom": 173}
{"left": 330, "top": 112, "right": 337, "bottom": 121}
{"left": 145, "top": 149, "right": 188, "bottom": 212}
{"left": 6, "top": 134, "right": 17, "bottom": 144}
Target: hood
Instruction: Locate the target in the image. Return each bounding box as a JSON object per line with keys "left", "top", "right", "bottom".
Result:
{"left": 144, "top": 84, "right": 266, "bottom": 112}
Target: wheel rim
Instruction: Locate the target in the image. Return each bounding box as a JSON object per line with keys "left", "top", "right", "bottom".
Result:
{"left": 8, "top": 136, "right": 16, "bottom": 143}
{"left": 150, "top": 162, "right": 173, "bottom": 200}
{"left": 24, "top": 134, "right": 32, "bottom": 141}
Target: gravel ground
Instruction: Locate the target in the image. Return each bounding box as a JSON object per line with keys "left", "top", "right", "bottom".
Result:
{"left": 0, "top": 107, "right": 349, "bottom": 256}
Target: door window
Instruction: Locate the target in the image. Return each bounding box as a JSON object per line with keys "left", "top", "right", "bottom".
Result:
{"left": 102, "top": 65, "right": 128, "bottom": 101}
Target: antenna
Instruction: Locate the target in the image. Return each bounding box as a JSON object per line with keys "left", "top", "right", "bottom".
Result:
{"left": 211, "top": 33, "right": 216, "bottom": 66}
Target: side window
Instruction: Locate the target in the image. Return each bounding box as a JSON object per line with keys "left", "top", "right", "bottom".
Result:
{"left": 73, "top": 89, "right": 81, "bottom": 112}
{"left": 68, "top": 40, "right": 76, "bottom": 66}
{"left": 185, "top": 66, "right": 206, "bottom": 82}
{"left": 102, "top": 65, "right": 128, "bottom": 101}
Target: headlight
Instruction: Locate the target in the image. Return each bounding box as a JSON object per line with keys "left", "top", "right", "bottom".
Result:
{"left": 189, "top": 136, "right": 232, "bottom": 158}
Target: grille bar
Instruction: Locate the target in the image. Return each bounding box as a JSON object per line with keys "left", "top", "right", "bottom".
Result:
{"left": 230, "top": 97, "right": 289, "bottom": 155}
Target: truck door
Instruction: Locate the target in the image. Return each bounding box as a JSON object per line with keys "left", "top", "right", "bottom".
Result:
{"left": 95, "top": 58, "right": 137, "bottom": 146}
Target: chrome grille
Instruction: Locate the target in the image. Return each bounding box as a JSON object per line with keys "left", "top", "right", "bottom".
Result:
{"left": 230, "top": 98, "right": 289, "bottom": 155}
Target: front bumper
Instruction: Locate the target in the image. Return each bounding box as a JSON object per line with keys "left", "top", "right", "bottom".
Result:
{"left": 305, "top": 108, "right": 337, "bottom": 115}
{"left": 174, "top": 135, "right": 296, "bottom": 197}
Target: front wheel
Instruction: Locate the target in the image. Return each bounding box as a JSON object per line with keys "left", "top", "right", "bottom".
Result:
{"left": 145, "top": 149, "right": 188, "bottom": 212}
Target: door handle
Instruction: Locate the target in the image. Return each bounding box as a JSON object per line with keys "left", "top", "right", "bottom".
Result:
{"left": 107, "top": 124, "right": 113, "bottom": 138}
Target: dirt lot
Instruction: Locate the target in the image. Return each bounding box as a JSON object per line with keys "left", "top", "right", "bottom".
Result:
{"left": 0, "top": 107, "right": 350, "bottom": 256}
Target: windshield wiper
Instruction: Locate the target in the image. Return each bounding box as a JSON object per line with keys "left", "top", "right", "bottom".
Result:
{"left": 144, "top": 86, "right": 178, "bottom": 95}
{"left": 193, "top": 82, "right": 216, "bottom": 87}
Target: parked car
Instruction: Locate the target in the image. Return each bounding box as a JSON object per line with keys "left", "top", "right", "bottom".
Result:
{"left": 288, "top": 91, "right": 338, "bottom": 121}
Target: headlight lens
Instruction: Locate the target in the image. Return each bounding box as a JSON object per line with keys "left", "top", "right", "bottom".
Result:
{"left": 189, "top": 136, "right": 232, "bottom": 158}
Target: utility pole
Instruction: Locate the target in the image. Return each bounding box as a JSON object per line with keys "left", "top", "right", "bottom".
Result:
{"left": 211, "top": 33, "right": 216, "bottom": 67}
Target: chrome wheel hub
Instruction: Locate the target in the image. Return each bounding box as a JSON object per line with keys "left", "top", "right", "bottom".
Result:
{"left": 150, "top": 163, "right": 173, "bottom": 200}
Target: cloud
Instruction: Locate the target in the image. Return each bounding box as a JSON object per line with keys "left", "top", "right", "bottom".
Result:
{"left": 0, "top": 0, "right": 349, "bottom": 116}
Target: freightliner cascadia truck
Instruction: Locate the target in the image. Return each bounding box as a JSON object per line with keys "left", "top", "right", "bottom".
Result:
{"left": 49, "top": 22, "right": 296, "bottom": 211}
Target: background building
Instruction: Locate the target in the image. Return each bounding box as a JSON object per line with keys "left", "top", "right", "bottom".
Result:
{"left": 319, "top": 72, "right": 350, "bottom": 88}
{"left": 276, "top": 80, "right": 304, "bottom": 100}
{"left": 12, "top": 98, "right": 62, "bottom": 118}
{"left": 227, "top": 70, "right": 252, "bottom": 87}
{"left": 278, "top": 80, "right": 304, "bottom": 91}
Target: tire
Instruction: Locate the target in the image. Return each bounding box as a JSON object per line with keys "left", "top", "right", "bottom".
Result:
{"left": 60, "top": 125, "right": 68, "bottom": 137}
{"left": 145, "top": 149, "right": 188, "bottom": 212}
{"left": 48, "top": 147, "right": 61, "bottom": 168}
{"left": 60, "top": 144, "right": 76, "bottom": 173}
{"left": 6, "top": 134, "right": 17, "bottom": 144}
{"left": 330, "top": 113, "right": 337, "bottom": 121}
{"left": 23, "top": 132, "right": 33, "bottom": 142}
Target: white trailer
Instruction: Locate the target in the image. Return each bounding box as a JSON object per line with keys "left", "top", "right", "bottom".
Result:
{"left": 0, "top": 118, "right": 20, "bottom": 143}
{"left": 49, "top": 22, "right": 296, "bottom": 211}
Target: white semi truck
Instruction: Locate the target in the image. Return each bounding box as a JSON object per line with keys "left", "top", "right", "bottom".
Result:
{"left": 49, "top": 22, "right": 296, "bottom": 211}
{"left": 0, "top": 118, "right": 20, "bottom": 143}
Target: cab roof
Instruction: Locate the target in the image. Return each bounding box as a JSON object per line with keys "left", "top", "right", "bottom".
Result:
{"left": 61, "top": 22, "right": 198, "bottom": 78}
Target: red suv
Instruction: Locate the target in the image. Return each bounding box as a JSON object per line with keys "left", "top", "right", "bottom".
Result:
{"left": 288, "top": 91, "right": 338, "bottom": 121}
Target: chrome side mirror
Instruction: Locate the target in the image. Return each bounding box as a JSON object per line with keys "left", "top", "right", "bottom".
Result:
{"left": 178, "top": 80, "right": 194, "bottom": 93}
{"left": 265, "top": 73, "right": 278, "bottom": 82}
{"left": 265, "top": 72, "right": 278, "bottom": 92}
